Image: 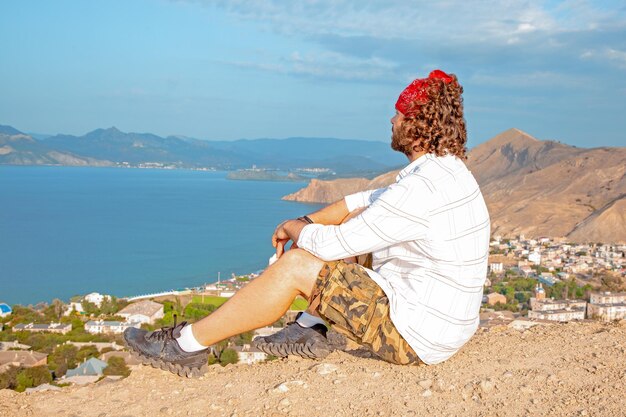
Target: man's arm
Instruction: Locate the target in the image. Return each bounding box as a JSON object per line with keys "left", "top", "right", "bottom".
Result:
{"left": 305, "top": 198, "right": 350, "bottom": 225}
{"left": 272, "top": 187, "right": 387, "bottom": 257}
{"left": 297, "top": 177, "right": 432, "bottom": 261}
{"left": 271, "top": 199, "right": 349, "bottom": 258}
{"left": 304, "top": 186, "right": 388, "bottom": 226}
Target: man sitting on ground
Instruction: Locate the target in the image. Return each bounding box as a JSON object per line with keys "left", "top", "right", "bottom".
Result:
{"left": 124, "top": 69, "right": 491, "bottom": 376}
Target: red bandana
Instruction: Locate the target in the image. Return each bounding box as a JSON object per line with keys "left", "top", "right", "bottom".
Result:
{"left": 395, "top": 70, "right": 454, "bottom": 116}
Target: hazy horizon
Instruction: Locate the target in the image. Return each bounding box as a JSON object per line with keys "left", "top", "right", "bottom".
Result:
{"left": 3, "top": 123, "right": 619, "bottom": 151}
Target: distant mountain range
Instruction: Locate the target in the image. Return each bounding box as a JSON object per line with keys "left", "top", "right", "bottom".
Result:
{"left": 284, "top": 128, "right": 626, "bottom": 243}
{"left": 0, "top": 125, "right": 406, "bottom": 176}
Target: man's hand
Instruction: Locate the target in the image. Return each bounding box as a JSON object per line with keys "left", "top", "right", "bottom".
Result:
{"left": 272, "top": 219, "right": 308, "bottom": 258}
{"left": 272, "top": 221, "right": 291, "bottom": 258}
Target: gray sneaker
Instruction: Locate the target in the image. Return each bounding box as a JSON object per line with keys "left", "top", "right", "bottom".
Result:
{"left": 253, "top": 315, "right": 332, "bottom": 359}
{"left": 123, "top": 316, "right": 210, "bottom": 378}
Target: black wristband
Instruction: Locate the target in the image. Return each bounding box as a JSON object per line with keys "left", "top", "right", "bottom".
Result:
{"left": 298, "top": 215, "right": 314, "bottom": 224}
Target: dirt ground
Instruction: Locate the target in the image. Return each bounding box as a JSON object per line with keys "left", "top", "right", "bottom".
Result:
{"left": 2, "top": 320, "right": 625, "bottom": 417}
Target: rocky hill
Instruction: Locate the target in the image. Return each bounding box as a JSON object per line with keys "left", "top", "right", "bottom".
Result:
{"left": 2, "top": 321, "right": 625, "bottom": 416}
{"left": 0, "top": 128, "right": 112, "bottom": 167}
{"left": 284, "top": 129, "right": 626, "bottom": 243}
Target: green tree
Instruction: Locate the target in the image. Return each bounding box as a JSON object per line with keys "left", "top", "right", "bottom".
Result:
{"left": 100, "top": 296, "right": 129, "bottom": 316}
{"left": 103, "top": 356, "right": 130, "bottom": 377}
{"left": 81, "top": 300, "right": 98, "bottom": 316}
{"left": 232, "top": 331, "right": 254, "bottom": 346}
{"left": 76, "top": 345, "right": 99, "bottom": 363}
{"left": 184, "top": 303, "right": 217, "bottom": 321}
{"left": 9, "top": 305, "right": 43, "bottom": 325}
{"left": 48, "top": 344, "right": 78, "bottom": 376}
{"left": 52, "top": 298, "right": 65, "bottom": 320}
{"left": 19, "top": 332, "right": 65, "bottom": 353}
{"left": 219, "top": 348, "right": 239, "bottom": 366}
{"left": 492, "top": 302, "right": 519, "bottom": 312}
{"left": 504, "top": 287, "right": 515, "bottom": 303}
{"left": 511, "top": 278, "right": 536, "bottom": 292}
{"left": 174, "top": 297, "right": 183, "bottom": 316}
{"left": 0, "top": 365, "right": 19, "bottom": 389}
{"left": 15, "top": 366, "right": 52, "bottom": 392}
{"left": 41, "top": 299, "right": 65, "bottom": 321}
{"left": 514, "top": 292, "right": 530, "bottom": 304}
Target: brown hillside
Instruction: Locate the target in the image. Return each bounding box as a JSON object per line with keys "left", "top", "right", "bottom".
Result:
{"left": 284, "top": 177, "right": 376, "bottom": 203}
{"left": 568, "top": 197, "right": 626, "bottom": 243}
{"left": 2, "top": 321, "right": 625, "bottom": 417}
{"left": 283, "top": 129, "right": 626, "bottom": 243}
{"left": 466, "top": 128, "right": 582, "bottom": 184}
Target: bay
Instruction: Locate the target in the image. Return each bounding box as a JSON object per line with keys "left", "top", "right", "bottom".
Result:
{"left": 0, "top": 166, "right": 323, "bottom": 306}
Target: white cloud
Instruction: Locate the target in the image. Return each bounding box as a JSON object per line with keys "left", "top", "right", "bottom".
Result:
{"left": 225, "top": 50, "right": 400, "bottom": 81}
{"left": 580, "top": 47, "right": 626, "bottom": 69}
{"left": 196, "top": 0, "right": 623, "bottom": 43}
{"left": 606, "top": 48, "right": 626, "bottom": 68}
{"left": 184, "top": 0, "right": 626, "bottom": 82}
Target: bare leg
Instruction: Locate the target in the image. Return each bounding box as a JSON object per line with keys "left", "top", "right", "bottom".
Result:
{"left": 190, "top": 249, "right": 324, "bottom": 346}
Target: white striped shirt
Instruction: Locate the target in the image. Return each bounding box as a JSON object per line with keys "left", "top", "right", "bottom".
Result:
{"left": 297, "top": 153, "right": 491, "bottom": 364}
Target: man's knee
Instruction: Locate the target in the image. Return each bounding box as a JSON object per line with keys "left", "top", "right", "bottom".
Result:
{"left": 276, "top": 249, "right": 325, "bottom": 294}
{"left": 279, "top": 249, "right": 324, "bottom": 271}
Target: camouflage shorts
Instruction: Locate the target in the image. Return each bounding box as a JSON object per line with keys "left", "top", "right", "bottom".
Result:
{"left": 309, "top": 259, "right": 421, "bottom": 366}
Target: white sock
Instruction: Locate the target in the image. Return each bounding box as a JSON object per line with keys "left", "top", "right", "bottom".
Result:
{"left": 176, "top": 324, "right": 208, "bottom": 352}
{"left": 296, "top": 312, "right": 327, "bottom": 328}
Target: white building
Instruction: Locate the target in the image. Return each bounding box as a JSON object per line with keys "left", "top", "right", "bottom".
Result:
{"left": 63, "top": 302, "right": 84, "bottom": 316}
{"left": 84, "top": 320, "right": 140, "bottom": 335}
{"left": 253, "top": 327, "right": 282, "bottom": 338}
{"left": 590, "top": 292, "right": 626, "bottom": 305}
{"left": 234, "top": 344, "right": 267, "bottom": 365}
{"left": 587, "top": 292, "right": 626, "bottom": 322}
{"left": 489, "top": 263, "right": 504, "bottom": 274}
{"left": 13, "top": 322, "right": 72, "bottom": 334}
{"left": 528, "top": 251, "right": 541, "bottom": 265}
{"left": 117, "top": 300, "right": 164, "bottom": 325}
{"left": 220, "top": 290, "right": 236, "bottom": 298}
{"left": 84, "top": 292, "right": 110, "bottom": 308}
{"left": 528, "top": 307, "right": 586, "bottom": 322}
{"left": 528, "top": 284, "right": 586, "bottom": 322}
{"left": 529, "top": 298, "right": 586, "bottom": 312}
{"left": 520, "top": 266, "right": 534, "bottom": 277}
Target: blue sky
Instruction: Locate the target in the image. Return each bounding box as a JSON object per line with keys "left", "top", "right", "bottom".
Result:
{"left": 1, "top": 0, "right": 625, "bottom": 149}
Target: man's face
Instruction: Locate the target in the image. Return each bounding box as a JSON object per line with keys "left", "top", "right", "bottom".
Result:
{"left": 390, "top": 110, "right": 404, "bottom": 134}
{"left": 390, "top": 110, "right": 407, "bottom": 154}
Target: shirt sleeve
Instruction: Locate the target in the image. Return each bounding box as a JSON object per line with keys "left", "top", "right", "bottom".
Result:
{"left": 344, "top": 187, "right": 388, "bottom": 212}
{"left": 298, "top": 175, "right": 432, "bottom": 261}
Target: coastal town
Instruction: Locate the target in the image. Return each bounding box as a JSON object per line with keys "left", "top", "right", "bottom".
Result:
{"left": 1, "top": 236, "right": 624, "bottom": 392}
{"left": 481, "top": 236, "right": 625, "bottom": 330}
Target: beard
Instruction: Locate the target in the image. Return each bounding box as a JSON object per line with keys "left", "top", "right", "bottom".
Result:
{"left": 390, "top": 127, "right": 410, "bottom": 156}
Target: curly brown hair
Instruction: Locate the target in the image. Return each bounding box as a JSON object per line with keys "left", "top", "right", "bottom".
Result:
{"left": 391, "top": 74, "right": 467, "bottom": 159}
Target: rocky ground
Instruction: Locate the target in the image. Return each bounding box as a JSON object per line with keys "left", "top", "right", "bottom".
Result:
{"left": 2, "top": 320, "right": 625, "bottom": 417}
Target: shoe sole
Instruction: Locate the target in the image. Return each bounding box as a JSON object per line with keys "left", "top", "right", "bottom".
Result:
{"left": 124, "top": 340, "right": 208, "bottom": 378}
{"left": 253, "top": 340, "right": 332, "bottom": 360}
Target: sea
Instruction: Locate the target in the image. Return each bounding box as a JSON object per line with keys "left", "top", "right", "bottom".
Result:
{"left": 0, "top": 166, "right": 323, "bottom": 306}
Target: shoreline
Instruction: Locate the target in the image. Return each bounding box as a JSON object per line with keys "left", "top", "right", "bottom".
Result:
{"left": 2, "top": 268, "right": 267, "bottom": 308}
